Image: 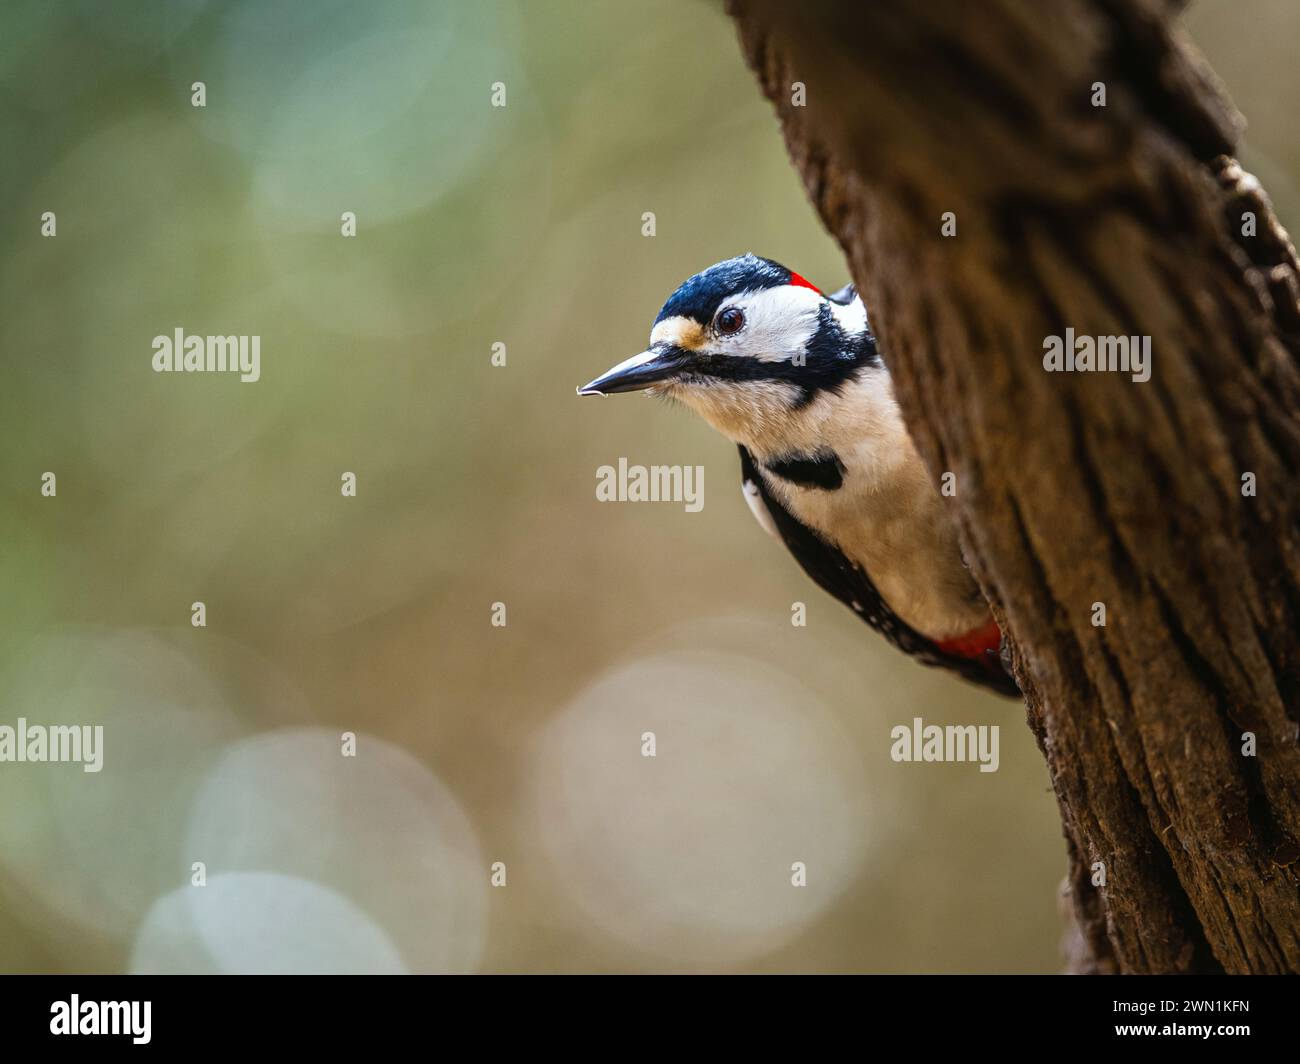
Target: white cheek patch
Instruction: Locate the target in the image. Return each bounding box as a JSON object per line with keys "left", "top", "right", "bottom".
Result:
{"left": 719, "top": 286, "right": 823, "bottom": 362}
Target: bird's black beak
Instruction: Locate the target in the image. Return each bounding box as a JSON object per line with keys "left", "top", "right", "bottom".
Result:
{"left": 577, "top": 343, "right": 687, "bottom": 396}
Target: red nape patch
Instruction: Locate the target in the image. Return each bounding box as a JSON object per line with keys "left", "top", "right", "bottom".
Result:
{"left": 787, "top": 271, "right": 822, "bottom": 294}
{"left": 935, "top": 619, "right": 1002, "bottom": 661}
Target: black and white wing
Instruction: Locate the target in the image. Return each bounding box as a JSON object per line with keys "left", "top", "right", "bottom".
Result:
{"left": 738, "top": 445, "right": 1019, "bottom": 698}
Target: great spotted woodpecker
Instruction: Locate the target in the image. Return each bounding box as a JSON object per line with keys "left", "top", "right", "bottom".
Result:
{"left": 579, "top": 254, "right": 1019, "bottom": 697}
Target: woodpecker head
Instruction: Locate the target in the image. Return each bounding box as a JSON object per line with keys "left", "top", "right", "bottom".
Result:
{"left": 578, "top": 254, "right": 878, "bottom": 448}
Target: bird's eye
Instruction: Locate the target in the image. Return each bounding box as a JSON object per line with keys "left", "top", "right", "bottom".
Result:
{"left": 715, "top": 307, "right": 745, "bottom": 336}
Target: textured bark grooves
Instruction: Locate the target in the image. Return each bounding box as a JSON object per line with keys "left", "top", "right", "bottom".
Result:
{"left": 726, "top": 0, "right": 1300, "bottom": 973}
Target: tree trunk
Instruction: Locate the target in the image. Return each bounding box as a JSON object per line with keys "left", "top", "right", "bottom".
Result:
{"left": 727, "top": 0, "right": 1300, "bottom": 973}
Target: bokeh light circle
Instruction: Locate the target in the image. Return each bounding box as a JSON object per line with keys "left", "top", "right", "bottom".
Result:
{"left": 180, "top": 727, "right": 487, "bottom": 973}
{"left": 532, "top": 650, "right": 872, "bottom": 968}
{"left": 131, "top": 872, "right": 408, "bottom": 974}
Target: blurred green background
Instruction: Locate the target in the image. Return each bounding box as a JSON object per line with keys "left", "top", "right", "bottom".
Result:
{"left": 1, "top": 0, "right": 1296, "bottom": 974}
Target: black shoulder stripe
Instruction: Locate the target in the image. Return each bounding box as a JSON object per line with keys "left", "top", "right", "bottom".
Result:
{"left": 738, "top": 445, "right": 1019, "bottom": 698}
{"left": 763, "top": 449, "right": 845, "bottom": 491}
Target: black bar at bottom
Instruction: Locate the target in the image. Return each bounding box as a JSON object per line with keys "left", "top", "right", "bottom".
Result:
{"left": 0, "top": 973, "right": 1286, "bottom": 1051}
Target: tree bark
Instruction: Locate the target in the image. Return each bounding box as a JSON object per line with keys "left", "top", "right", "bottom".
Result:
{"left": 727, "top": 0, "right": 1300, "bottom": 973}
